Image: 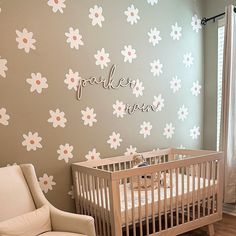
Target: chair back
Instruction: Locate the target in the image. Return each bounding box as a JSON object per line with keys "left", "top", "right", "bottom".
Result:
{"left": 0, "top": 165, "right": 36, "bottom": 221}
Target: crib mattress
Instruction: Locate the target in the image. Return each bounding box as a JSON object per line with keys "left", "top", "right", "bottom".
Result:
{"left": 81, "top": 174, "right": 217, "bottom": 225}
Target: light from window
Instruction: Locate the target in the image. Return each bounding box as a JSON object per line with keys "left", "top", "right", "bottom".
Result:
{"left": 216, "top": 23, "right": 225, "bottom": 151}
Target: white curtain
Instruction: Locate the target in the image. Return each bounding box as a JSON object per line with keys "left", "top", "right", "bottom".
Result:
{"left": 220, "top": 5, "right": 236, "bottom": 203}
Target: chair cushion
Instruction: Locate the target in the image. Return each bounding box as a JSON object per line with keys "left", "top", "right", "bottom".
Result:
{"left": 0, "top": 205, "right": 51, "bottom": 236}
{"left": 0, "top": 165, "right": 36, "bottom": 221}
{"left": 40, "top": 233, "right": 86, "bottom": 236}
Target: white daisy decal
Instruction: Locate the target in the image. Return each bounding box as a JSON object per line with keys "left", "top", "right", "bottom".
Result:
{"left": 124, "top": 145, "right": 137, "bottom": 156}
{"left": 64, "top": 69, "right": 81, "bottom": 91}
{"left": 47, "top": 0, "right": 66, "bottom": 13}
{"left": 121, "top": 45, "right": 137, "bottom": 63}
{"left": 16, "top": 28, "right": 36, "bottom": 53}
{"left": 48, "top": 109, "right": 67, "bottom": 128}
{"left": 191, "top": 14, "right": 202, "bottom": 33}
{"left": 68, "top": 186, "right": 74, "bottom": 199}
{"left": 148, "top": 28, "right": 161, "bottom": 46}
{"left": 89, "top": 5, "right": 105, "bottom": 27}
{"left": 132, "top": 79, "right": 144, "bottom": 97}
{"left": 113, "top": 100, "right": 126, "bottom": 118}
{"left": 191, "top": 81, "right": 202, "bottom": 96}
{"left": 107, "top": 132, "right": 122, "bottom": 149}
{"left": 170, "top": 22, "right": 182, "bottom": 40}
{"left": 147, "top": 0, "right": 158, "bottom": 6}
{"left": 39, "top": 174, "right": 56, "bottom": 194}
{"left": 178, "top": 105, "right": 188, "bottom": 121}
{"left": 0, "top": 56, "right": 8, "bottom": 78}
{"left": 57, "top": 143, "right": 73, "bottom": 163}
{"left": 140, "top": 121, "right": 152, "bottom": 138}
{"left": 153, "top": 94, "right": 164, "bottom": 112}
{"left": 170, "top": 76, "right": 181, "bottom": 93}
{"left": 65, "top": 27, "right": 84, "bottom": 50}
{"left": 124, "top": 5, "right": 140, "bottom": 25}
{"left": 190, "top": 126, "right": 200, "bottom": 139}
{"left": 0, "top": 108, "right": 10, "bottom": 126}
{"left": 81, "top": 107, "right": 97, "bottom": 127}
{"left": 85, "top": 148, "right": 101, "bottom": 161}
{"left": 94, "top": 48, "right": 110, "bottom": 69}
{"left": 150, "top": 59, "right": 163, "bottom": 77}
{"left": 22, "top": 132, "right": 42, "bottom": 151}
{"left": 183, "top": 52, "right": 194, "bottom": 68}
{"left": 163, "top": 123, "right": 175, "bottom": 139}
{"left": 26, "top": 72, "right": 48, "bottom": 94}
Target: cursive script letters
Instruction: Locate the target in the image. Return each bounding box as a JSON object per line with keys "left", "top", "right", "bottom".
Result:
{"left": 77, "top": 64, "right": 135, "bottom": 100}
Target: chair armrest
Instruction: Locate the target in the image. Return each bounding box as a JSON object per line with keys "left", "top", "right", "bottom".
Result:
{"left": 50, "top": 206, "right": 96, "bottom": 236}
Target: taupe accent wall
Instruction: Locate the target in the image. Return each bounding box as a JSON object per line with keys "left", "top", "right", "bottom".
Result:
{"left": 0, "top": 0, "right": 204, "bottom": 212}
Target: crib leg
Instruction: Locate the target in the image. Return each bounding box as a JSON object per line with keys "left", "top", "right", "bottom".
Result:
{"left": 208, "top": 224, "right": 215, "bottom": 236}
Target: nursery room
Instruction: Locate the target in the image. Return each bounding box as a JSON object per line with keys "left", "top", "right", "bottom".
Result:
{"left": 0, "top": 0, "right": 236, "bottom": 235}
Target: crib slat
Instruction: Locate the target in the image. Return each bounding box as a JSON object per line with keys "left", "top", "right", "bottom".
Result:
{"left": 91, "top": 176, "right": 98, "bottom": 234}
{"left": 164, "top": 171, "right": 167, "bottom": 230}
{"left": 96, "top": 177, "right": 102, "bottom": 235}
{"left": 157, "top": 171, "right": 161, "bottom": 232}
{"left": 207, "top": 162, "right": 211, "bottom": 216}
{"left": 170, "top": 169, "right": 173, "bottom": 228}
{"left": 81, "top": 173, "right": 87, "bottom": 215}
{"left": 181, "top": 167, "right": 185, "bottom": 224}
{"left": 212, "top": 161, "right": 216, "bottom": 214}
{"left": 124, "top": 178, "right": 129, "bottom": 236}
{"left": 145, "top": 175, "right": 149, "bottom": 235}
{"left": 151, "top": 173, "right": 155, "bottom": 233}
{"left": 197, "top": 164, "right": 201, "bottom": 219}
{"left": 176, "top": 168, "right": 179, "bottom": 226}
{"left": 202, "top": 162, "right": 206, "bottom": 217}
{"left": 187, "top": 166, "right": 190, "bottom": 223}
{"left": 99, "top": 178, "right": 106, "bottom": 236}
{"left": 138, "top": 176, "right": 143, "bottom": 236}
{"left": 130, "top": 177, "right": 136, "bottom": 236}
{"left": 192, "top": 165, "right": 196, "bottom": 221}
{"left": 104, "top": 179, "right": 110, "bottom": 236}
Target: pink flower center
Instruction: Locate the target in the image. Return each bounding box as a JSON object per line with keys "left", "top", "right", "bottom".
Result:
{"left": 167, "top": 129, "right": 170, "bottom": 132}
{"left": 118, "top": 106, "right": 121, "bottom": 111}
{"left": 64, "top": 150, "right": 68, "bottom": 154}
{"left": 44, "top": 181, "right": 48, "bottom": 185}
{"left": 136, "top": 87, "right": 139, "bottom": 90}
{"left": 100, "top": 56, "right": 104, "bottom": 61}
{"left": 36, "top": 80, "right": 41, "bottom": 85}
{"left": 145, "top": 127, "right": 148, "bottom": 131}
{"left": 113, "top": 138, "right": 116, "bottom": 142}
{"left": 95, "top": 13, "right": 99, "bottom": 17}
{"left": 128, "top": 51, "right": 131, "bottom": 56}
{"left": 87, "top": 115, "right": 91, "bottom": 119}
{"left": 71, "top": 78, "right": 75, "bottom": 82}
{"left": 131, "top": 12, "right": 134, "bottom": 16}
{"left": 54, "top": 0, "right": 59, "bottom": 3}
{"left": 23, "top": 38, "right": 28, "bottom": 43}
{"left": 91, "top": 156, "right": 95, "bottom": 160}
{"left": 73, "top": 36, "right": 77, "bottom": 40}
{"left": 155, "top": 66, "right": 158, "bottom": 69}
{"left": 30, "top": 140, "right": 35, "bottom": 145}
{"left": 56, "top": 116, "right": 61, "bottom": 121}
{"left": 153, "top": 35, "right": 156, "bottom": 39}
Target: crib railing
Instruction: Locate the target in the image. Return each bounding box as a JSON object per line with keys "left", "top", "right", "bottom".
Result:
{"left": 72, "top": 149, "right": 223, "bottom": 236}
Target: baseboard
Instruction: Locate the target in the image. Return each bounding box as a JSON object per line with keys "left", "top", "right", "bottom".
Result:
{"left": 223, "top": 203, "right": 236, "bottom": 216}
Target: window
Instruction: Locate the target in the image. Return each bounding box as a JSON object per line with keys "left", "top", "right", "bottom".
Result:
{"left": 216, "top": 19, "right": 225, "bottom": 151}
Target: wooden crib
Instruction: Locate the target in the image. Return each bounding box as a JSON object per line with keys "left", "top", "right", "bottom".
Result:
{"left": 72, "top": 148, "right": 223, "bottom": 236}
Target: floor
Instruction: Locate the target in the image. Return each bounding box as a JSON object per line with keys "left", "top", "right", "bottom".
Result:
{"left": 181, "top": 214, "right": 236, "bottom": 235}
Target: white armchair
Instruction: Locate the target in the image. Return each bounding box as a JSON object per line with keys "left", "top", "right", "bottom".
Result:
{"left": 0, "top": 164, "right": 96, "bottom": 236}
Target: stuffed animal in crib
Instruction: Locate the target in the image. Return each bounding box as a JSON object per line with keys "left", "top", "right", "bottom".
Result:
{"left": 132, "top": 154, "right": 149, "bottom": 168}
